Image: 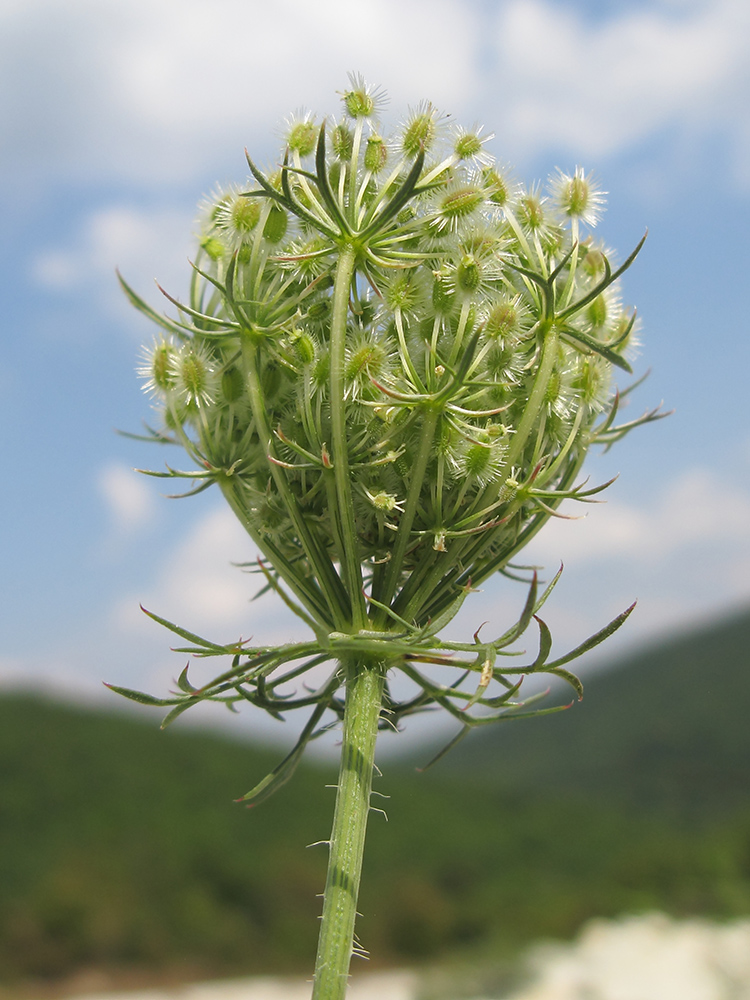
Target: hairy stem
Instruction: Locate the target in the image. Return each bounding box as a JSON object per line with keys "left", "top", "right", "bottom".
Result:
{"left": 311, "top": 659, "right": 386, "bottom": 1000}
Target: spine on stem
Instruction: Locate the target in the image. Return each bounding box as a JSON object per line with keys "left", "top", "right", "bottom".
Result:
{"left": 312, "top": 659, "right": 386, "bottom": 1000}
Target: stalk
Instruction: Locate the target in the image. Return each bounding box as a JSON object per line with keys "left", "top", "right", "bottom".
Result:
{"left": 329, "top": 244, "right": 367, "bottom": 629}
{"left": 312, "top": 658, "right": 386, "bottom": 1000}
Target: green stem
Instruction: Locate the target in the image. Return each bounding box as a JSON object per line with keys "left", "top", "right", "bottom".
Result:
{"left": 312, "top": 659, "right": 386, "bottom": 1000}
{"left": 395, "top": 321, "right": 561, "bottom": 623}
{"left": 329, "top": 244, "right": 367, "bottom": 628}
{"left": 374, "top": 406, "right": 439, "bottom": 617}
{"left": 240, "top": 337, "right": 350, "bottom": 628}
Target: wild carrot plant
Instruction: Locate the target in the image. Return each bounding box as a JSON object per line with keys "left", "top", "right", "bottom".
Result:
{"left": 110, "top": 76, "right": 661, "bottom": 999}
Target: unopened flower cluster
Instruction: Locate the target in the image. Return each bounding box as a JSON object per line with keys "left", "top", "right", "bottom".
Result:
{"left": 129, "top": 76, "right": 642, "bottom": 638}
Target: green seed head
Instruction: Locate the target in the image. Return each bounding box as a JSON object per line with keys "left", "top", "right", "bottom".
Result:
{"left": 139, "top": 339, "right": 177, "bottom": 398}
{"left": 431, "top": 272, "right": 454, "bottom": 315}
{"left": 312, "top": 351, "right": 330, "bottom": 391}
{"left": 552, "top": 167, "right": 605, "bottom": 226}
{"left": 564, "top": 175, "right": 588, "bottom": 216}
{"left": 582, "top": 245, "right": 607, "bottom": 278}
{"left": 384, "top": 273, "right": 422, "bottom": 314}
{"left": 341, "top": 74, "right": 382, "bottom": 119}
{"left": 346, "top": 339, "right": 387, "bottom": 383}
{"left": 174, "top": 346, "right": 216, "bottom": 407}
{"left": 587, "top": 294, "right": 608, "bottom": 330}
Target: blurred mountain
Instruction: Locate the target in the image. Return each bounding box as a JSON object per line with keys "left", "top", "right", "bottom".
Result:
{"left": 1, "top": 608, "right": 749, "bottom": 989}
{"left": 425, "top": 605, "right": 750, "bottom": 820}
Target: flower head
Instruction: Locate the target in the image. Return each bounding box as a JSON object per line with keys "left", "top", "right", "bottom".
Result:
{"left": 452, "top": 124, "right": 494, "bottom": 166}
{"left": 170, "top": 342, "right": 218, "bottom": 408}
{"left": 340, "top": 73, "right": 386, "bottom": 120}
{"left": 551, "top": 166, "right": 606, "bottom": 227}
{"left": 285, "top": 111, "right": 318, "bottom": 158}
{"left": 138, "top": 338, "right": 177, "bottom": 399}
{"left": 401, "top": 101, "right": 444, "bottom": 157}
{"left": 121, "top": 76, "right": 654, "bottom": 746}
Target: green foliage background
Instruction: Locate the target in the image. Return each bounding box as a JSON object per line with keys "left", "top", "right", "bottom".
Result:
{"left": 2, "top": 608, "right": 750, "bottom": 990}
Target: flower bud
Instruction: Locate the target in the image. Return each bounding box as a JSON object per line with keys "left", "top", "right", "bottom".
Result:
{"left": 481, "top": 167, "right": 511, "bottom": 207}
{"left": 485, "top": 299, "right": 521, "bottom": 341}
{"left": 367, "top": 490, "right": 401, "bottom": 513}
{"left": 200, "top": 236, "right": 225, "bottom": 260}
{"left": 172, "top": 344, "right": 217, "bottom": 407}
{"left": 331, "top": 123, "right": 354, "bottom": 160}
{"left": 263, "top": 204, "right": 288, "bottom": 243}
{"left": 293, "top": 332, "right": 316, "bottom": 367}
{"left": 518, "top": 192, "right": 545, "bottom": 231}
{"left": 139, "top": 339, "right": 177, "bottom": 398}
{"left": 552, "top": 167, "right": 605, "bottom": 227}
{"left": 221, "top": 365, "right": 245, "bottom": 403}
{"left": 435, "top": 186, "right": 485, "bottom": 231}
{"left": 364, "top": 135, "right": 388, "bottom": 173}
{"left": 402, "top": 103, "right": 439, "bottom": 157}
{"left": 456, "top": 254, "right": 481, "bottom": 293}
{"left": 287, "top": 118, "right": 318, "bottom": 157}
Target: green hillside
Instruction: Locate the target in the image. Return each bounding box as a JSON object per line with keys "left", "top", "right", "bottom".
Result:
{"left": 1, "top": 609, "right": 750, "bottom": 991}
{"left": 430, "top": 606, "right": 750, "bottom": 819}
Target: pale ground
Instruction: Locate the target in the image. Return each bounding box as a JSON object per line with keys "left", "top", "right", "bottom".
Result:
{"left": 47, "top": 913, "right": 750, "bottom": 1000}
{"left": 505, "top": 913, "right": 750, "bottom": 1000}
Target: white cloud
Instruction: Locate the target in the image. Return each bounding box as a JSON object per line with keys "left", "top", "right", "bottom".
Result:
{"left": 484, "top": 0, "right": 750, "bottom": 163}
{"left": 488, "top": 466, "right": 750, "bottom": 654}
{"left": 31, "top": 204, "right": 192, "bottom": 288}
{"left": 4, "top": 0, "right": 750, "bottom": 189}
{"left": 106, "top": 466, "right": 750, "bottom": 674}
{"left": 30, "top": 204, "right": 196, "bottom": 331}
{"left": 97, "top": 462, "right": 156, "bottom": 531}
{"left": 105, "top": 503, "right": 323, "bottom": 742}
{"left": 1, "top": 0, "right": 478, "bottom": 184}
{"left": 113, "top": 505, "right": 309, "bottom": 644}
{"left": 525, "top": 467, "right": 750, "bottom": 567}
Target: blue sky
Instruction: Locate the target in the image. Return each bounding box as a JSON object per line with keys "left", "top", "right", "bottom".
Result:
{"left": 2, "top": 0, "right": 750, "bottom": 751}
